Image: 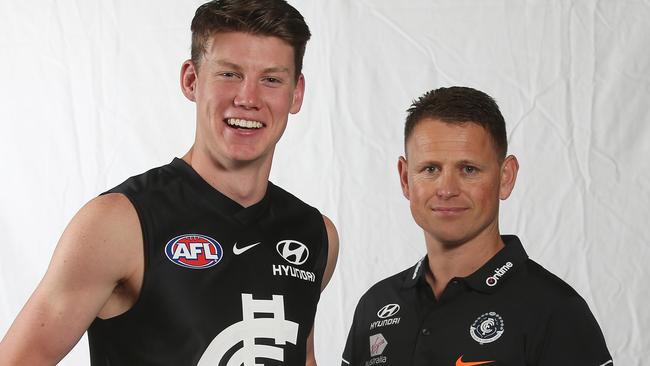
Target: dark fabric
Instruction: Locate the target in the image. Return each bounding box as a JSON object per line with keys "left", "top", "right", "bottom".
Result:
{"left": 341, "top": 235, "right": 612, "bottom": 366}
{"left": 88, "top": 158, "right": 327, "bottom": 365}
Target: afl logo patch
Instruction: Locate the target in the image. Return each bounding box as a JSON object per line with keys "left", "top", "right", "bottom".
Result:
{"left": 276, "top": 240, "right": 309, "bottom": 265}
{"left": 165, "top": 234, "right": 223, "bottom": 269}
{"left": 469, "top": 312, "right": 504, "bottom": 345}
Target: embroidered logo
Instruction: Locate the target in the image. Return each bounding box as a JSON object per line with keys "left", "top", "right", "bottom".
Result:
{"left": 369, "top": 333, "right": 388, "bottom": 357}
{"left": 469, "top": 312, "right": 504, "bottom": 345}
{"left": 276, "top": 240, "right": 309, "bottom": 265}
{"left": 485, "top": 261, "right": 514, "bottom": 287}
{"left": 164, "top": 234, "right": 223, "bottom": 269}
{"left": 455, "top": 355, "right": 494, "bottom": 366}
{"left": 377, "top": 304, "right": 400, "bottom": 319}
{"left": 233, "top": 241, "right": 261, "bottom": 255}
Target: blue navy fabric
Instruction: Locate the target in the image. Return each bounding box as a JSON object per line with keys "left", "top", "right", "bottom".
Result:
{"left": 341, "top": 235, "right": 612, "bottom": 366}
{"left": 88, "top": 158, "right": 328, "bottom": 365}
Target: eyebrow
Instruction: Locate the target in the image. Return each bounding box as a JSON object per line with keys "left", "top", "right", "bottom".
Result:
{"left": 214, "top": 60, "right": 243, "bottom": 72}
{"left": 214, "top": 60, "right": 290, "bottom": 75}
{"left": 262, "top": 66, "right": 290, "bottom": 74}
{"left": 456, "top": 159, "right": 487, "bottom": 168}
{"left": 413, "top": 159, "right": 487, "bottom": 168}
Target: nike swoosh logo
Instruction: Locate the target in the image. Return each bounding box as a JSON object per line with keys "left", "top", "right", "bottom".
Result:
{"left": 455, "top": 356, "right": 494, "bottom": 366}
{"left": 232, "top": 242, "right": 261, "bottom": 255}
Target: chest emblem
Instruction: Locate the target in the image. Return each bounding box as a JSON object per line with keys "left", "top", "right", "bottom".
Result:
{"left": 198, "top": 293, "right": 298, "bottom": 365}
{"left": 233, "top": 241, "right": 261, "bottom": 255}
{"left": 370, "top": 303, "right": 402, "bottom": 330}
{"left": 276, "top": 240, "right": 309, "bottom": 265}
{"left": 377, "top": 304, "right": 400, "bottom": 318}
{"left": 469, "top": 312, "right": 504, "bottom": 345}
{"left": 164, "top": 234, "right": 223, "bottom": 269}
{"left": 369, "top": 333, "right": 388, "bottom": 357}
{"left": 455, "top": 355, "right": 494, "bottom": 366}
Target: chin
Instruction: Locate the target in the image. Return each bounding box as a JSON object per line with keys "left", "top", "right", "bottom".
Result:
{"left": 427, "top": 229, "right": 471, "bottom": 248}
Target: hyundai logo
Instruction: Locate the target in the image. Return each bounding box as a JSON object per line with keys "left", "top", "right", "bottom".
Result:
{"left": 377, "top": 303, "right": 400, "bottom": 319}
{"left": 276, "top": 240, "right": 309, "bottom": 266}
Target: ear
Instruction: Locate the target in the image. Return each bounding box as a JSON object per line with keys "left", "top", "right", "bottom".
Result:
{"left": 398, "top": 156, "right": 411, "bottom": 200}
{"left": 180, "top": 60, "right": 197, "bottom": 102}
{"left": 289, "top": 73, "right": 305, "bottom": 114}
{"left": 499, "top": 155, "right": 519, "bottom": 200}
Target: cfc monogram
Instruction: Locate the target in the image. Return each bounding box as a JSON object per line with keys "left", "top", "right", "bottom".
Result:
{"left": 197, "top": 294, "right": 299, "bottom": 365}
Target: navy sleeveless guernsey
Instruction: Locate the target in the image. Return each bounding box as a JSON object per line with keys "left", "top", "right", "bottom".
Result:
{"left": 87, "top": 158, "right": 328, "bottom": 365}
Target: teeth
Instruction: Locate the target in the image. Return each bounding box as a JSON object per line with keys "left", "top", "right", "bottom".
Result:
{"left": 226, "top": 118, "right": 263, "bottom": 129}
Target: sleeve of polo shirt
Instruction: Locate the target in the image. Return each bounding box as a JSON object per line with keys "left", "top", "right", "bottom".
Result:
{"left": 537, "top": 295, "right": 613, "bottom": 366}
{"left": 341, "top": 299, "right": 363, "bottom": 366}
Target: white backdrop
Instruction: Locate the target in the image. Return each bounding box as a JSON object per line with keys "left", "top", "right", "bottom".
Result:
{"left": 1, "top": 1, "right": 648, "bottom": 364}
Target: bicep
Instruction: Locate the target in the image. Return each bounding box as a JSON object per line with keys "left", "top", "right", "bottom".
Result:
{"left": 0, "top": 194, "right": 141, "bottom": 364}
{"left": 305, "top": 326, "right": 316, "bottom": 366}
{"left": 306, "top": 216, "right": 339, "bottom": 365}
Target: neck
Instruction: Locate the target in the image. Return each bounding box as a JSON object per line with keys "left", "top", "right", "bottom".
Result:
{"left": 424, "top": 225, "right": 504, "bottom": 298}
{"left": 182, "top": 147, "right": 273, "bottom": 207}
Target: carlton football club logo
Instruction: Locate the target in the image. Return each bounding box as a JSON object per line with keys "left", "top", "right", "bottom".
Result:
{"left": 276, "top": 240, "right": 309, "bottom": 265}
{"left": 197, "top": 293, "right": 299, "bottom": 365}
{"left": 165, "top": 234, "right": 223, "bottom": 269}
{"left": 469, "top": 312, "right": 505, "bottom": 345}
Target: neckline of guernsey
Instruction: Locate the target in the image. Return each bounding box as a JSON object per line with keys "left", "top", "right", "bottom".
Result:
{"left": 170, "top": 157, "right": 272, "bottom": 224}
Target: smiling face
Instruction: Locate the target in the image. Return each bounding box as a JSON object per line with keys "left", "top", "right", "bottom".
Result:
{"left": 398, "top": 118, "right": 518, "bottom": 249}
{"left": 181, "top": 32, "right": 304, "bottom": 168}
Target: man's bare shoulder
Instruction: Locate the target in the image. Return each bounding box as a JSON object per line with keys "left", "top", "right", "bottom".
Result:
{"left": 55, "top": 193, "right": 142, "bottom": 273}
{"left": 0, "top": 193, "right": 143, "bottom": 364}
{"left": 81, "top": 192, "right": 139, "bottom": 247}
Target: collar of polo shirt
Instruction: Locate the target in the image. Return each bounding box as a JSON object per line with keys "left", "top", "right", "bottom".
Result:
{"left": 402, "top": 235, "right": 529, "bottom": 293}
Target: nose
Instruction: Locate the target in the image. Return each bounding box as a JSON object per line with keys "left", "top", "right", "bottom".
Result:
{"left": 233, "top": 78, "right": 261, "bottom": 110}
{"left": 436, "top": 171, "right": 460, "bottom": 199}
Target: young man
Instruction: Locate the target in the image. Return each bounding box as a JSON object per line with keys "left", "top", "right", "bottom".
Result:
{"left": 341, "top": 87, "right": 611, "bottom": 366}
{"left": 0, "top": 1, "right": 338, "bottom": 365}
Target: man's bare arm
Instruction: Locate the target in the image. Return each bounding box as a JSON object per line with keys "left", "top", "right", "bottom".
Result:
{"left": 0, "top": 193, "right": 142, "bottom": 365}
{"left": 306, "top": 214, "right": 340, "bottom": 366}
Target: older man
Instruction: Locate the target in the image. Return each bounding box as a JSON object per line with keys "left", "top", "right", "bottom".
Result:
{"left": 341, "top": 86, "right": 611, "bottom": 366}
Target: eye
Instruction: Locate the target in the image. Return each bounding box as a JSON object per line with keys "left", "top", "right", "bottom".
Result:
{"left": 218, "top": 71, "right": 240, "bottom": 79}
{"left": 463, "top": 165, "right": 479, "bottom": 174}
{"left": 423, "top": 166, "right": 439, "bottom": 174}
{"left": 262, "top": 76, "right": 283, "bottom": 86}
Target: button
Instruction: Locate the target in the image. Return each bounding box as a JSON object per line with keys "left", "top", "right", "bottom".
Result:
{"left": 421, "top": 328, "right": 431, "bottom": 336}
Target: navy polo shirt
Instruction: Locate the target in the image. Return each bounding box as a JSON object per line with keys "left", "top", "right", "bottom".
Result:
{"left": 341, "top": 235, "right": 613, "bottom": 366}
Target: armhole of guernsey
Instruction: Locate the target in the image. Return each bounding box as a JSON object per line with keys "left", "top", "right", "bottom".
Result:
{"left": 312, "top": 211, "right": 329, "bottom": 290}
{"left": 97, "top": 190, "right": 150, "bottom": 321}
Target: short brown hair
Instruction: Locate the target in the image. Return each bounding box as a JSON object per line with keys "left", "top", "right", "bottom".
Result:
{"left": 191, "top": 0, "right": 311, "bottom": 80}
{"left": 405, "top": 86, "right": 508, "bottom": 159}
